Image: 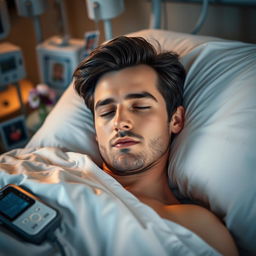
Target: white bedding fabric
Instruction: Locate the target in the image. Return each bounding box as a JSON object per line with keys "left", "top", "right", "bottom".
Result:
{"left": 0, "top": 147, "right": 220, "bottom": 256}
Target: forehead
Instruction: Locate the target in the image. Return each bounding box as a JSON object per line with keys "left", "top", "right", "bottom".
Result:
{"left": 94, "top": 65, "right": 161, "bottom": 104}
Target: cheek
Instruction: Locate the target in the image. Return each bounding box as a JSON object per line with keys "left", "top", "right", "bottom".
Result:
{"left": 139, "top": 113, "right": 168, "bottom": 129}
{"left": 95, "top": 121, "right": 111, "bottom": 145}
{"left": 139, "top": 115, "right": 170, "bottom": 140}
{"left": 95, "top": 123, "right": 113, "bottom": 163}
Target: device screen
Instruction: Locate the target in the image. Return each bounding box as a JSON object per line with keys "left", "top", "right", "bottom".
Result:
{"left": 0, "top": 57, "right": 16, "bottom": 73}
{"left": 0, "top": 188, "right": 34, "bottom": 221}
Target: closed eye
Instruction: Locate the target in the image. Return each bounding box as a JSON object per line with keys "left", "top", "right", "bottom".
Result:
{"left": 99, "top": 106, "right": 151, "bottom": 117}
{"left": 100, "top": 111, "right": 115, "bottom": 117}
{"left": 134, "top": 106, "right": 151, "bottom": 109}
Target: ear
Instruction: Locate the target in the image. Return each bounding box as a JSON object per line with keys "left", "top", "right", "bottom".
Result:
{"left": 169, "top": 106, "right": 185, "bottom": 134}
{"left": 95, "top": 135, "right": 98, "bottom": 142}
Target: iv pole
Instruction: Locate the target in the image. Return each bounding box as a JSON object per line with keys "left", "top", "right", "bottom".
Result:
{"left": 54, "top": 0, "right": 70, "bottom": 46}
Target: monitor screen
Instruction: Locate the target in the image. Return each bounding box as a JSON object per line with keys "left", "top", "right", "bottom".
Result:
{"left": 44, "top": 55, "right": 71, "bottom": 89}
{"left": 0, "top": 57, "right": 16, "bottom": 73}
{"left": 0, "top": 188, "right": 34, "bottom": 221}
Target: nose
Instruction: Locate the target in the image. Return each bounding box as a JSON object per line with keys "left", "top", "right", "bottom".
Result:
{"left": 113, "top": 107, "right": 133, "bottom": 132}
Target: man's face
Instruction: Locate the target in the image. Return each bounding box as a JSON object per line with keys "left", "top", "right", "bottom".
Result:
{"left": 94, "top": 65, "right": 182, "bottom": 176}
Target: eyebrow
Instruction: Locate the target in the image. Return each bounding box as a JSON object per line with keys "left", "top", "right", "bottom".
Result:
{"left": 95, "top": 91, "right": 158, "bottom": 111}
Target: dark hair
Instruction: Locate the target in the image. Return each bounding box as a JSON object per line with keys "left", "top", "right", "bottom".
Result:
{"left": 73, "top": 36, "right": 186, "bottom": 120}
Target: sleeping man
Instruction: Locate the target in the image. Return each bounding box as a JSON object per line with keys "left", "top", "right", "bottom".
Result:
{"left": 73, "top": 36, "right": 238, "bottom": 256}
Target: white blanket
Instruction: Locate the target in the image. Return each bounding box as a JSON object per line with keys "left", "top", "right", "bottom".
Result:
{"left": 0, "top": 147, "right": 220, "bottom": 256}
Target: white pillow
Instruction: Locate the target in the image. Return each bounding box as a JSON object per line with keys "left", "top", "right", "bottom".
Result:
{"left": 26, "top": 29, "right": 256, "bottom": 255}
{"left": 168, "top": 40, "right": 256, "bottom": 255}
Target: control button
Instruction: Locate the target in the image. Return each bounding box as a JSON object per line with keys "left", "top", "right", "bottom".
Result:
{"left": 35, "top": 207, "right": 41, "bottom": 212}
{"left": 29, "top": 213, "right": 42, "bottom": 222}
{"left": 22, "top": 218, "right": 29, "bottom": 224}
{"left": 43, "top": 213, "right": 50, "bottom": 218}
{"left": 32, "top": 223, "right": 38, "bottom": 230}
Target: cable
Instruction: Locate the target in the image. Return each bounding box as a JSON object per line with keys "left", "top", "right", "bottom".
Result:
{"left": 191, "top": 0, "right": 209, "bottom": 34}
{"left": 53, "top": 236, "right": 66, "bottom": 256}
{"left": 47, "top": 232, "right": 67, "bottom": 256}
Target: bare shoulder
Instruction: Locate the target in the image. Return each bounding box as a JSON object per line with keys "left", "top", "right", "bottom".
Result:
{"left": 138, "top": 197, "right": 238, "bottom": 255}
{"left": 166, "top": 204, "right": 239, "bottom": 256}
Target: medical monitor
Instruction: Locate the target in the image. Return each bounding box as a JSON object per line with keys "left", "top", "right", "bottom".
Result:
{"left": 37, "top": 36, "right": 85, "bottom": 95}
{"left": 0, "top": 43, "right": 26, "bottom": 89}
{"left": 0, "top": 0, "right": 10, "bottom": 40}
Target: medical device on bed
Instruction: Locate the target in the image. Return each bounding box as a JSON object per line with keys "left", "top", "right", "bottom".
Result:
{"left": 0, "top": 184, "right": 61, "bottom": 245}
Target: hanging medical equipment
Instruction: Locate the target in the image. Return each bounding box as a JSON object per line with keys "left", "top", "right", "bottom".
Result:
{"left": 15, "top": 0, "right": 48, "bottom": 44}
{"left": 85, "top": 0, "right": 125, "bottom": 41}
{"left": 54, "top": 0, "right": 70, "bottom": 46}
{"left": 36, "top": 0, "right": 85, "bottom": 95}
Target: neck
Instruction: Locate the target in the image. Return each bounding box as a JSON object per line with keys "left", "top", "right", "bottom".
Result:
{"left": 103, "top": 151, "right": 179, "bottom": 205}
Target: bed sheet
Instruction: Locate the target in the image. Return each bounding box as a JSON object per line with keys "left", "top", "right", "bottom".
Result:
{"left": 0, "top": 147, "right": 220, "bottom": 256}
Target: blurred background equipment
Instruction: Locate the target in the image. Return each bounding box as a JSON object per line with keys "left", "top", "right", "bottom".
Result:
{"left": 0, "top": 0, "right": 10, "bottom": 40}
{"left": 86, "top": 0, "right": 124, "bottom": 40}
{"left": 36, "top": 36, "right": 85, "bottom": 95}
{"left": 36, "top": 0, "right": 86, "bottom": 95}
{"left": 0, "top": 42, "right": 26, "bottom": 91}
{"left": 15, "top": 0, "right": 48, "bottom": 43}
{"left": 0, "top": 0, "right": 26, "bottom": 115}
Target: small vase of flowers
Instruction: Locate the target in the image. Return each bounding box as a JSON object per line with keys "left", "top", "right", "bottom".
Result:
{"left": 28, "top": 84, "right": 56, "bottom": 128}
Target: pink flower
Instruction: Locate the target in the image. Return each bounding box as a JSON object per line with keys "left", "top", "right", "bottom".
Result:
{"left": 28, "top": 84, "right": 56, "bottom": 109}
{"left": 28, "top": 89, "right": 40, "bottom": 109}
{"left": 37, "top": 84, "right": 50, "bottom": 96}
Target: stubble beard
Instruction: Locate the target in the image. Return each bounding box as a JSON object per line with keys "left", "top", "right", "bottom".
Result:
{"left": 99, "top": 136, "right": 170, "bottom": 176}
{"left": 111, "top": 149, "right": 146, "bottom": 175}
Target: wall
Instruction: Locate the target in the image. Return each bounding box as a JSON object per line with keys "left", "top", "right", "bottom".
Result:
{"left": 160, "top": 1, "right": 256, "bottom": 42}
{"left": 3, "top": 0, "right": 256, "bottom": 84}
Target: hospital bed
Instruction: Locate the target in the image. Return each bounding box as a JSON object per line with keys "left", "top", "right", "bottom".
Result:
{"left": 0, "top": 29, "right": 255, "bottom": 255}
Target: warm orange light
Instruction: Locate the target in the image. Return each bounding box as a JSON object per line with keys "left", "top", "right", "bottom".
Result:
{"left": 0, "top": 80, "right": 34, "bottom": 120}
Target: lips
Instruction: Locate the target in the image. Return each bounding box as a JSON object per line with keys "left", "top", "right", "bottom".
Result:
{"left": 113, "top": 138, "right": 139, "bottom": 148}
